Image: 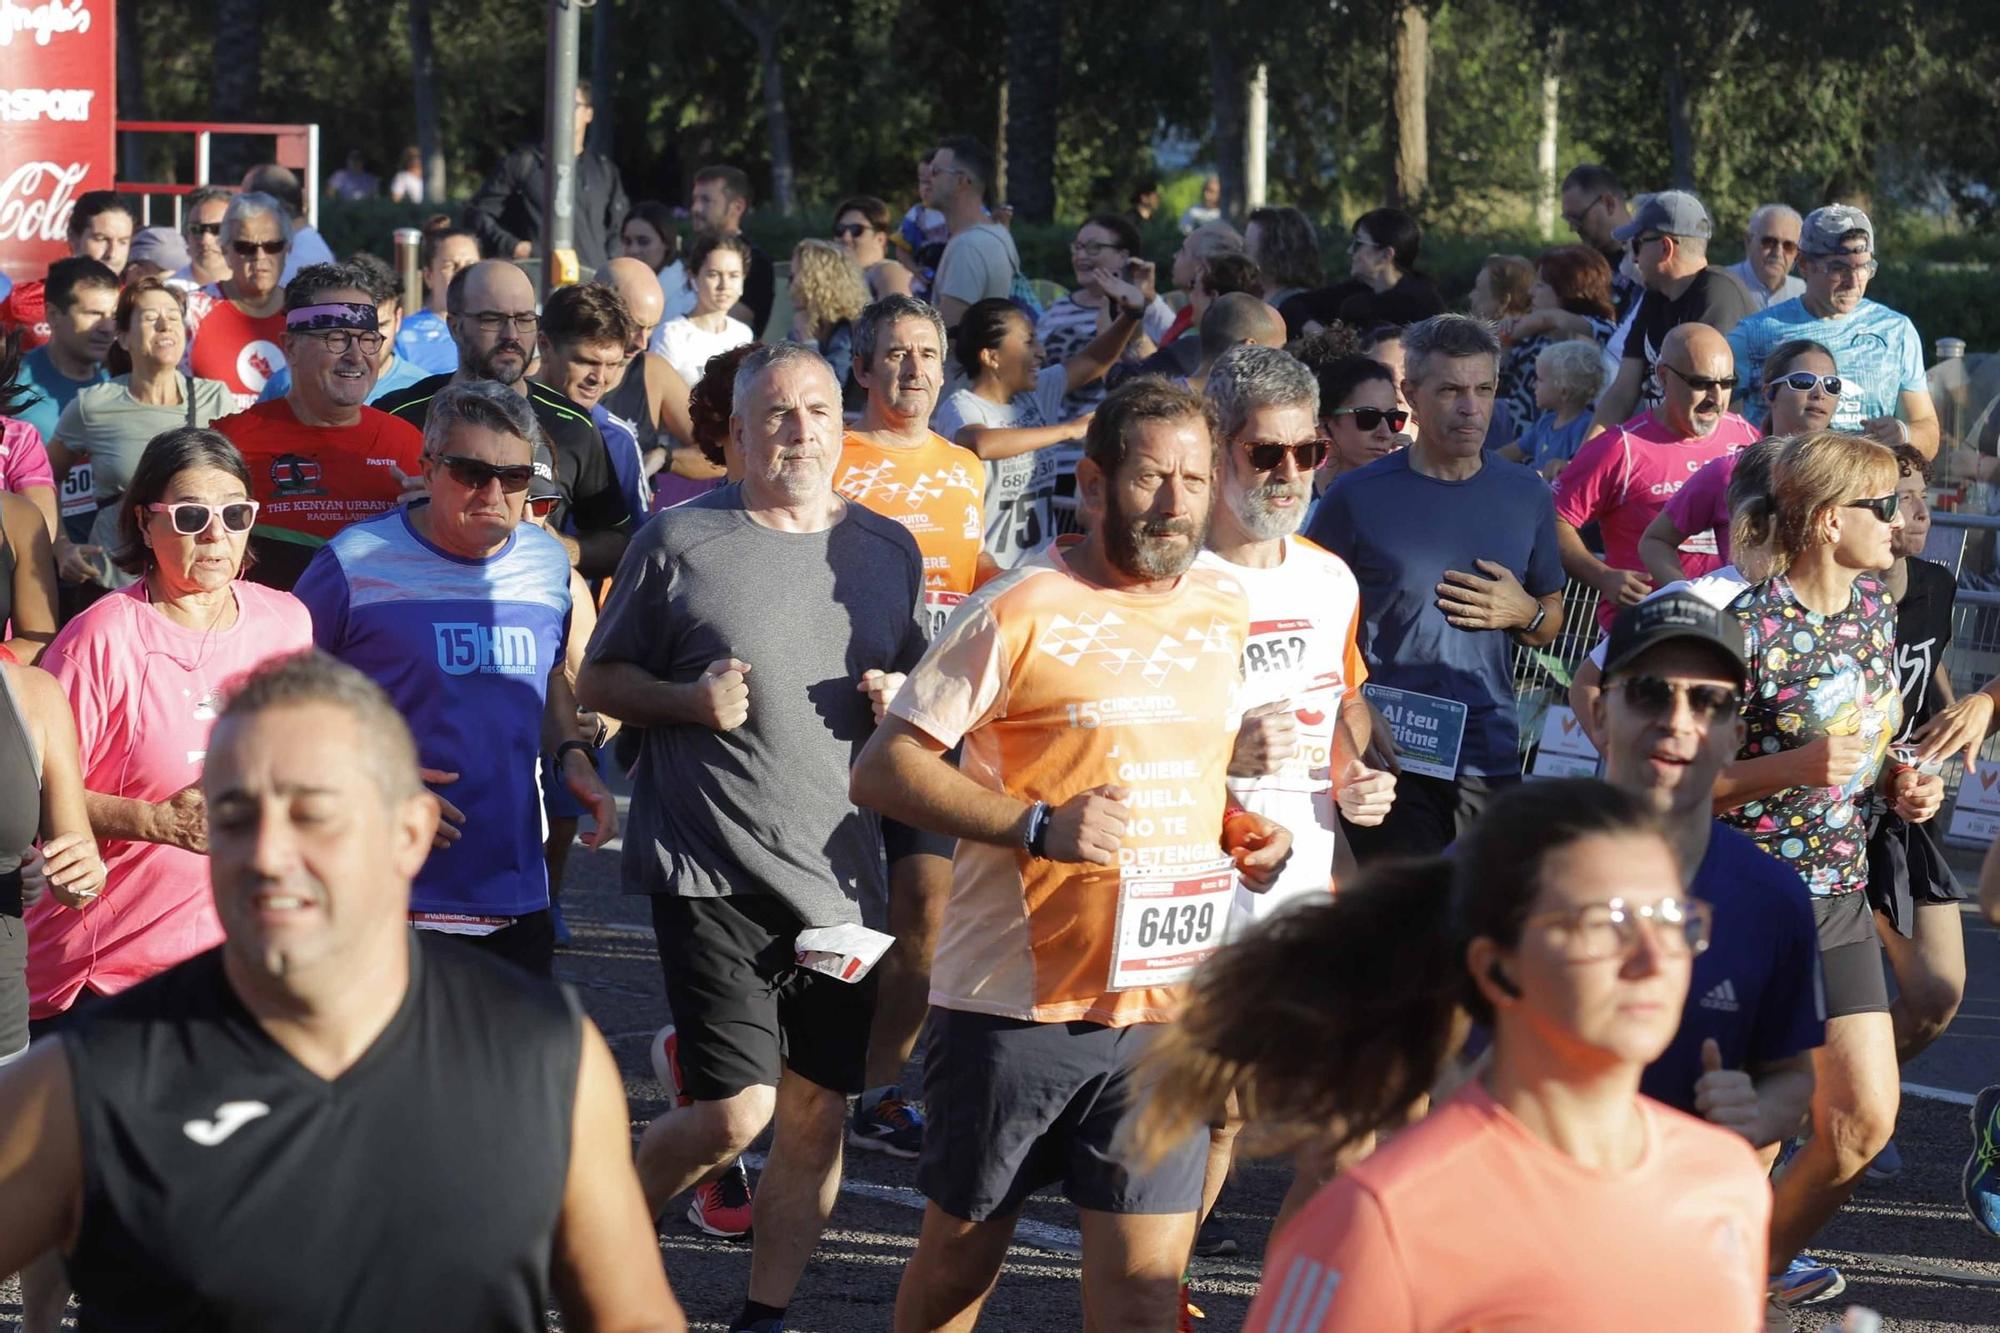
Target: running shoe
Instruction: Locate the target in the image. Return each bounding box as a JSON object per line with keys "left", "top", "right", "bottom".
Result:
{"left": 648, "top": 1025, "right": 692, "bottom": 1108}
{"left": 1192, "top": 1214, "right": 1239, "bottom": 1258}
{"left": 1768, "top": 1255, "right": 1846, "bottom": 1307}
{"left": 1862, "top": 1135, "right": 1902, "bottom": 1184}
{"left": 1965, "top": 1083, "right": 2000, "bottom": 1241}
{"left": 689, "top": 1158, "right": 756, "bottom": 1239}
{"left": 848, "top": 1087, "right": 926, "bottom": 1158}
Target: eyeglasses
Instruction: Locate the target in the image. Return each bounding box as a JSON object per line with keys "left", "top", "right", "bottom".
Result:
{"left": 1239, "top": 439, "right": 1330, "bottom": 472}
{"left": 144, "top": 500, "right": 259, "bottom": 535}
{"left": 298, "top": 329, "right": 385, "bottom": 356}
{"left": 1617, "top": 674, "right": 1741, "bottom": 722}
{"left": 1347, "top": 235, "right": 1382, "bottom": 254}
{"left": 187, "top": 222, "right": 224, "bottom": 238}
{"left": 1070, "top": 240, "right": 1124, "bottom": 257}
{"left": 430, "top": 454, "right": 537, "bottom": 493}
{"left": 231, "top": 239, "right": 286, "bottom": 258}
{"left": 1629, "top": 233, "right": 1665, "bottom": 255}
{"left": 463, "top": 310, "right": 540, "bottom": 334}
{"left": 1846, "top": 492, "right": 1900, "bottom": 522}
{"left": 1523, "top": 896, "right": 1713, "bottom": 962}
{"left": 1770, "top": 371, "right": 1842, "bottom": 397}
{"left": 1658, "top": 363, "right": 1738, "bottom": 395}
{"left": 1561, "top": 198, "right": 1603, "bottom": 228}
{"left": 1755, "top": 237, "right": 1800, "bottom": 254}
{"left": 833, "top": 223, "right": 872, "bottom": 239}
{"left": 1326, "top": 406, "right": 1409, "bottom": 433}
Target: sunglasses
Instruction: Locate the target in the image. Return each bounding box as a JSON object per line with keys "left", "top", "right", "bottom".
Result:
{"left": 431, "top": 454, "right": 536, "bottom": 492}
{"left": 1239, "top": 439, "right": 1330, "bottom": 472}
{"left": 1770, "top": 371, "right": 1842, "bottom": 397}
{"left": 145, "top": 500, "right": 259, "bottom": 535}
{"left": 1618, "top": 674, "right": 1741, "bottom": 722}
{"left": 832, "top": 223, "right": 871, "bottom": 239}
{"left": 188, "top": 222, "right": 224, "bottom": 238}
{"left": 1755, "top": 237, "right": 1800, "bottom": 254}
{"left": 1845, "top": 492, "right": 1900, "bottom": 522}
{"left": 1326, "top": 406, "right": 1409, "bottom": 433}
{"left": 231, "top": 239, "right": 286, "bottom": 258}
{"left": 1659, "top": 363, "right": 1738, "bottom": 395}
{"left": 526, "top": 494, "right": 560, "bottom": 518}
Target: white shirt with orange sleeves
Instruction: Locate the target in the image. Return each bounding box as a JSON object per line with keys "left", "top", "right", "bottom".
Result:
{"left": 1248, "top": 1083, "right": 1770, "bottom": 1333}
{"left": 836, "top": 430, "right": 988, "bottom": 639}
{"left": 1198, "top": 536, "right": 1367, "bottom": 929}
{"left": 889, "top": 538, "right": 1250, "bottom": 1028}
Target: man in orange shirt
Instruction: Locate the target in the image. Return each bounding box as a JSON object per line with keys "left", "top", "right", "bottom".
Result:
{"left": 835, "top": 295, "right": 991, "bottom": 1157}
{"left": 851, "top": 377, "right": 1292, "bottom": 1333}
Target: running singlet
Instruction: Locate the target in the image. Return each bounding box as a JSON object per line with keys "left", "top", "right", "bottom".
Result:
{"left": 890, "top": 538, "right": 1247, "bottom": 1027}
{"left": 836, "top": 429, "right": 987, "bottom": 638}
{"left": 1249, "top": 1084, "right": 1769, "bottom": 1332}
{"left": 1197, "top": 537, "right": 1366, "bottom": 924}
{"left": 63, "top": 938, "right": 580, "bottom": 1332}
{"left": 1724, "top": 574, "right": 1899, "bottom": 896}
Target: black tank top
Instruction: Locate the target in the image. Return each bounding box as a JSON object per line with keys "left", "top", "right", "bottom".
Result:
{"left": 63, "top": 934, "right": 582, "bottom": 1332}
{"left": 601, "top": 362, "right": 658, "bottom": 453}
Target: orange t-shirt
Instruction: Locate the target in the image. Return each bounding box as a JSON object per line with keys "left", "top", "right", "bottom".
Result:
{"left": 836, "top": 429, "right": 987, "bottom": 638}
{"left": 1249, "top": 1084, "right": 1770, "bottom": 1332}
{"left": 889, "top": 539, "right": 1248, "bottom": 1027}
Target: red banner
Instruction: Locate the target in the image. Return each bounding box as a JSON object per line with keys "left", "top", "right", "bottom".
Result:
{"left": 0, "top": 0, "right": 117, "bottom": 283}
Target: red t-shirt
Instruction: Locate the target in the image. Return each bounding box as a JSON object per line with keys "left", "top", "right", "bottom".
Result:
{"left": 213, "top": 399, "right": 424, "bottom": 590}
{"left": 187, "top": 293, "right": 288, "bottom": 410}
{"left": 0, "top": 279, "right": 49, "bottom": 351}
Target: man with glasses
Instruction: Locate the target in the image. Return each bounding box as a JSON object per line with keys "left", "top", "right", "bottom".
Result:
{"left": 465, "top": 78, "right": 628, "bottom": 278}
{"left": 1593, "top": 593, "right": 1821, "bottom": 1152}
{"left": 256, "top": 253, "right": 430, "bottom": 406}
{"left": 1559, "top": 163, "right": 1641, "bottom": 320}
{"left": 1726, "top": 204, "right": 1807, "bottom": 310}
{"left": 1728, "top": 205, "right": 1940, "bottom": 457}
{"left": 378, "top": 260, "right": 631, "bottom": 578}
{"left": 1590, "top": 191, "right": 1757, "bottom": 434}
{"left": 929, "top": 136, "right": 1021, "bottom": 328}
{"left": 1557, "top": 323, "right": 1761, "bottom": 630}
{"left": 294, "top": 381, "right": 615, "bottom": 980}
{"left": 211, "top": 263, "right": 424, "bottom": 590}
{"left": 173, "top": 186, "right": 234, "bottom": 291}
{"left": 1305, "top": 314, "right": 1565, "bottom": 858}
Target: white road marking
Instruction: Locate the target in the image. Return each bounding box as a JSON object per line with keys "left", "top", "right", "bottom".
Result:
{"left": 1901, "top": 1080, "right": 1980, "bottom": 1107}
{"left": 740, "top": 1152, "right": 1084, "bottom": 1255}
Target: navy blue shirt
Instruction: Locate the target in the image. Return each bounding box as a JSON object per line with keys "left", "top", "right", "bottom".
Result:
{"left": 1641, "top": 822, "right": 1825, "bottom": 1116}
{"left": 1304, "top": 450, "right": 1563, "bottom": 776}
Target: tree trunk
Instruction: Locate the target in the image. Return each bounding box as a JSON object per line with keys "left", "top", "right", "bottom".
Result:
{"left": 1664, "top": 54, "right": 1695, "bottom": 190}
{"left": 1387, "top": 3, "right": 1428, "bottom": 208}
{"left": 754, "top": 24, "right": 793, "bottom": 213}
{"left": 1003, "top": 0, "right": 1061, "bottom": 222}
{"left": 1535, "top": 60, "right": 1560, "bottom": 238}
{"left": 1244, "top": 63, "right": 1267, "bottom": 210}
{"left": 994, "top": 80, "right": 1009, "bottom": 204}
{"left": 1204, "top": 0, "right": 1244, "bottom": 218}
{"left": 588, "top": 0, "right": 617, "bottom": 159}
{"left": 208, "top": 0, "right": 266, "bottom": 182}
{"left": 409, "top": 0, "right": 446, "bottom": 202}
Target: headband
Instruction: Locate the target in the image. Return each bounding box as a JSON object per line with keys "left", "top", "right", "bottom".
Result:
{"left": 286, "top": 302, "right": 378, "bottom": 333}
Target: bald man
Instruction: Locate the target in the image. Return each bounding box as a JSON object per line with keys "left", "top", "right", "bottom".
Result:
{"left": 601, "top": 258, "right": 701, "bottom": 483}
{"left": 1552, "top": 322, "right": 1763, "bottom": 628}
{"left": 1190, "top": 291, "right": 1288, "bottom": 391}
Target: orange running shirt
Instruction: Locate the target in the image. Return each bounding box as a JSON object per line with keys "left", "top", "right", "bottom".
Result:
{"left": 1249, "top": 1084, "right": 1770, "bottom": 1333}
{"left": 836, "top": 430, "right": 987, "bottom": 638}
{"left": 889, "top": 538, "right": 1249, "bottom": 1027}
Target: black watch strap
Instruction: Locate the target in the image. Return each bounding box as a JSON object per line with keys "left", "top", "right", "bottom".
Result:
{"left": 555, "top": 738, "right": 595, "bottom": 768}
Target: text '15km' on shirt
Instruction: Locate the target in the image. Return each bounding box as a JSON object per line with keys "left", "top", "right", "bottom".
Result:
{"left": 890, "top": 539, "right": 1248, "bottom": 1029}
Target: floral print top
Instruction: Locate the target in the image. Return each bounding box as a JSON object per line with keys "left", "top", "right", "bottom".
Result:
{"left": 1724, "top": 573, "right": 1900, "bottom": 896}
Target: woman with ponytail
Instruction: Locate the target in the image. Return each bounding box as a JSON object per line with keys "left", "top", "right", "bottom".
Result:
{"left": 1139, "top": 778, "right": 1770, "bottom": 1331}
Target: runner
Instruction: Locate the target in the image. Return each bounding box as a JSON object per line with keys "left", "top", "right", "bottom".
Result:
{"left": 848, "top": 377, "right": 1293, "bottom": 1332}
{"left": 578, "top": 342, "right": 927, "bottom": 1333}
{"left": 0, "top": 652, "right": 687, "bottom": 1332}
{"left": 212, "top": 264, "right": 426, "bottom": 590}
{"left": 292, "top": 381, "right": 616, "bottom": 979}
{"left": 1713, "top": 430, "right": 1945, "bottom": 1305}
{"left": 1134, "top": 779, "right": 1770, "bottom": 1332}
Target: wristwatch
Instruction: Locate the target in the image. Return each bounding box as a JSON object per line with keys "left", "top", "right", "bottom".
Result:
{"left": 555, "top": 738, "right": 595, "bottom": 769}
{"left": 1022, "top": 801, "right": 1053, "bottom": 859}
{"left": 1521, "top": 603, "right": 1548, "bottom": 637}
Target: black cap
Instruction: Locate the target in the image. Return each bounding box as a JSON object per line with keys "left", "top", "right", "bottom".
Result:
{"left": 1602, "top": 590, "right": 1746, "bottom": 682}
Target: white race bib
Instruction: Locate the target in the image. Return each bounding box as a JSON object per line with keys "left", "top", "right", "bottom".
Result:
{"left": 1107, "top": 858, "right": 1236, "bottom": 991}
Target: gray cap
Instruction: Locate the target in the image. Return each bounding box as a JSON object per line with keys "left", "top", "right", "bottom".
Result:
{"left": 127, "top": 226, "right": 189, "bottom": 272}
{"left": 1801, "top": 204, "right": 1873, "bottom": 257}
{"left": 1613, "top": 189, "right": 1714, "bottom": 243}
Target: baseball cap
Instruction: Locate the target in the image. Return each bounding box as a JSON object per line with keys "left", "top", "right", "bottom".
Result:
{"left": 128, "top": 226, "right": 190, "bottom": 273}
{"left": 1602, "top": 590, "right": 1746, "bottom": 683}
{"left": 1613, "top": 190, "right": 1714, "bottom": 243}
{"left": 1800, "top": 204, "right": 1873, "bottom": 257}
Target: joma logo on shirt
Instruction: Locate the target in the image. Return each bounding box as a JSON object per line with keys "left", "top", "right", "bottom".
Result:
{"left": 433, "top": 623, "right": 539, "bottom": 675}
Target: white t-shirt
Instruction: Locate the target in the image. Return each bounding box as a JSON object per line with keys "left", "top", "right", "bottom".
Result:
{"left": 1198, "top": 535, "right": 1369, "bottom": 930}
{"left": 1586, "top": 565, "right": 1750, "bottom": 671}
{"left": 651, "top": 315, "right": 753, "bottom": 389}
{"left": 933, "top": 363, "right": 1073, "bottom": 569}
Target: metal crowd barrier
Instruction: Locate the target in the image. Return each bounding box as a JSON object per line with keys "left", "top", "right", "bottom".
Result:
{"left": 1511, "top": 579, "right": 1605, "bottom": 774}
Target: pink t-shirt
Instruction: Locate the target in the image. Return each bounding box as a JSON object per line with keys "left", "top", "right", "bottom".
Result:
{"left": 1247, "top": 1084, "right": 1770, "bottom": 1332}
{"left": 1554, "top": 410, "right": 1759, "bottom": 628}
{"left": 25, "top": 580, "right": 313, "bottom": 1017}
{"left": 0, "top": 415, "right": 55, "bottom": 495}
{"left": 1664, "top": 450, "right": 1740, "bottom": 564}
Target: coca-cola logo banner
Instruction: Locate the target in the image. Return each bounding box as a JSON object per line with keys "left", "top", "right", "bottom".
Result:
{"left": 0, "top": 0, "right": 115, "bottom": 282}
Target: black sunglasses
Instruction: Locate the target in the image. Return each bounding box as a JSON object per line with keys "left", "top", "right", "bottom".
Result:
{"left": 431, "top": 454, "right": 536, "bottom": 493}
{"left": 187, "top": 222, "right": 224, "bottom": 238}
{"left": 1326, "top": 406, "right": 1409, "bottom": 433}
{"left": 1659, "top": 363, "right": 1738, "bottom": 395}
{"left": 144, "top": 500, "right": 259, "bottom": 535}
{"left": 1240, "top": 439, "right": 1330, "bottom": 472}
{"left": 1618, "top": 675, "right": 1741, "bottom": 722}
{"left": 1769, "top": 372, "right": 1842, "bottom": 397}
{"left": 832, "top": 223, "right": 871, "bottom": 239}
{"left": 1845, "top": 492, "right": 1900, "bottom": 523}
{"left": 231, "top": 239, "right": 286, "bottom": 257}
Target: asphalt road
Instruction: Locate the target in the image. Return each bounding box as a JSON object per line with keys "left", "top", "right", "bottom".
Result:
{"left": 5, "top": 810, "right": 1999, "bottom": 1331}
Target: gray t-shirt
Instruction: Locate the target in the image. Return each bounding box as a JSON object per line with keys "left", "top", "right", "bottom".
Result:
{"left": 932, "top": 223, "right": 1020, "bottom": 311}
{"left": 933, "top": 364, "right": 1073, "bottom": 569}
{"left": 585, "top": 484, "right": 927, "bottom": 929}
{"left": 55, "top": 374, "right": 234, "bottom": 499}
